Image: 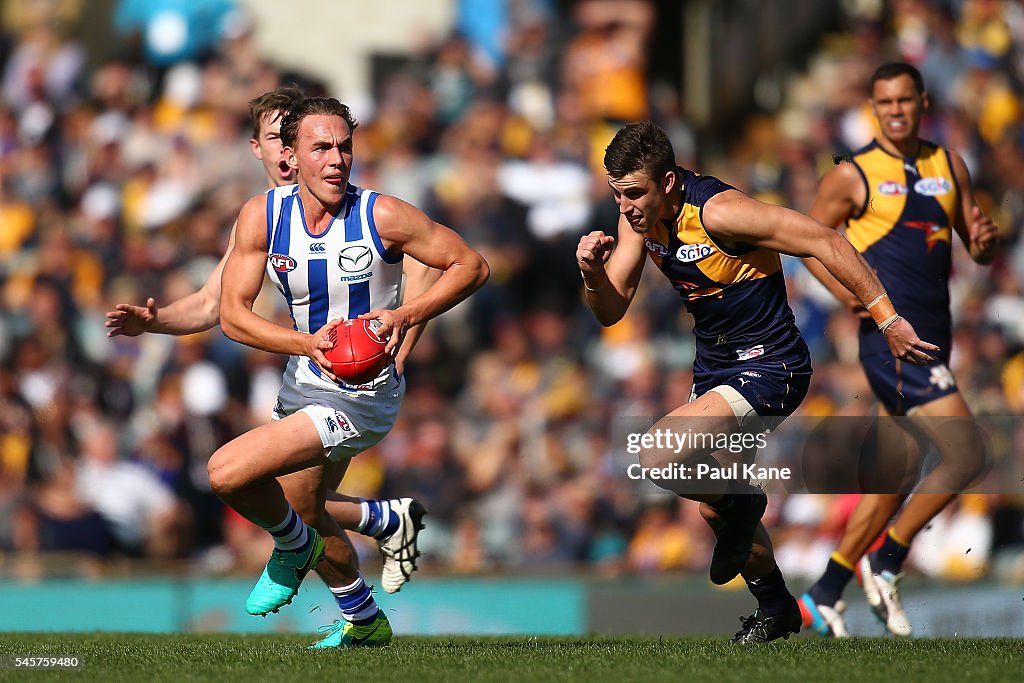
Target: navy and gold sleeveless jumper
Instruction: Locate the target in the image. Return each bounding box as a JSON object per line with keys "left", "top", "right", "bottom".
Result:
{"left": 644, "top": 169, "right": 811, "bottom": 417}
{"left": 845, "top": 140, "right": 959, "bottom": 413}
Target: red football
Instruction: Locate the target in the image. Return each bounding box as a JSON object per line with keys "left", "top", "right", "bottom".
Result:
{"left": 323, "top": 318, "right": 389, "bottom": 384}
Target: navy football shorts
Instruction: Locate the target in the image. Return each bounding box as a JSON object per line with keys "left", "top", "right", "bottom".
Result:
{"left": 859, "top": 329, "right": 957, "bottom": 415}
{"left": 692, "top": 356, "right": 812, "bottom": 430}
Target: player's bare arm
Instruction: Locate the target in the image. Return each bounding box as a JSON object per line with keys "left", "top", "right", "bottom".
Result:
{"left": 219, "top": 195, "right": 340, "bottom": 375}
{"left": 365, "top": 194, "right": 489, "bottom": 355}
{"left": 703, "top": 189, "right": 938, "bottom": 365}
{"left": 801, "top": 161, "right": 870, "bottom": 315}
{"left": 105, "top": 225, "right": 238, "bottom": 337}
{"left": 949, "top": 151, "right": 1000, "bottom": 265}
{"left": 576, "top": 219, "right": 646, "bottom": 326}
{"left": 393, "top": 259, "right": 441, "bottom": 375}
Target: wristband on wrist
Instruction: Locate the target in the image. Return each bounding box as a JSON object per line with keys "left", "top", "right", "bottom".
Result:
{"left": 867, "top": 293, "right": 897, "bottom": 328}
{"left": 582, "top": 271, "right": 608, "bottom": 293}
{"left": 865, "top": 293, "right": 889, "bottom": 310}
{"left": 879, "top": 314, "right": 901, "bottom": 333}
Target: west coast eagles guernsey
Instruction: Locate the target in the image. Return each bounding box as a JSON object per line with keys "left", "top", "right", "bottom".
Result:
{"left": 643, "top": 168, "right": 809, "bottom": 374}
{"left": 844, "top": 140, "right": 958, "bottom": 346}
{"left": 264, "top": 183, "right": 404, "bottom": 390}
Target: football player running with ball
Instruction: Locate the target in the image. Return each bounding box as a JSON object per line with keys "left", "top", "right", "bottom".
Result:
{"left": 578, "top": 121, "right": 934, "bottom": 643}
{"left": 798, "top": 63, "right": 1000, "bottom": 639}
{"left": 207, "top": 96, "right": 488, "bottom": 648}
{"left": 106, "top": 88, "right": 437, "bottom": 622}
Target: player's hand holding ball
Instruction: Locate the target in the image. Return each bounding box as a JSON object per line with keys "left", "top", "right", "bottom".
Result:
{"left": 322, "top": 318, "right": 391, "bottom": 384}
{"left": 358, "top": 308, "right": 409, "bottom": 359}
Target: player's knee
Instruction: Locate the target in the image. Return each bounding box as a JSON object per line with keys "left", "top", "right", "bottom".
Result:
{"left": 207, "top": 450, "right": 243, "bottom": 498}
{"left": 698, "top": 501, "right": 718, "bottom": 524}
{"left": 935, "top": 433, "right": 990, "bottom": 489}
{"left": 945, "top": 447, "right": 989, "bottom": 489}
{"left": 637, "top": 446, "right": 670, "bottom": 472}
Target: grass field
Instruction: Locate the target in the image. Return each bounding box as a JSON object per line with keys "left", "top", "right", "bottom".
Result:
{"left": 1, "top": 634, "right": 1022, "bottom": 682}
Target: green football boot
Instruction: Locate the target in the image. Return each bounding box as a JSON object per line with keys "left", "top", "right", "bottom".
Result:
{"left": 308, "top": 611, "right": 393, "bottom": 649}
{"left": 246, "top": 527, "right": 325, "bottom": 616}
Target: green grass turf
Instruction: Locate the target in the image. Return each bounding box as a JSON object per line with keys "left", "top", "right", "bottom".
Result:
{"left": 1, "top": 634, "right": 1022, "bottom": 682}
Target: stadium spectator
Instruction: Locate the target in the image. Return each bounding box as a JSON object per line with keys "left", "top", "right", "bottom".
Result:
{"left": 74, "top": 417, "right": 187, "bottom": 557}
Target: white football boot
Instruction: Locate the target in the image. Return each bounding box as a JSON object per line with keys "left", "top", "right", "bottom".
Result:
{"left": 378, "top": 498, "right": 427, "bottom": 593}
{"left": 859, "top": 555, "right": 912, "bottom": 637}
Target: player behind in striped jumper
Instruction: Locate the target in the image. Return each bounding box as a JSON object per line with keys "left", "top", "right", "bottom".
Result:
{"left": 577, "top": 121, "right": 936, "bottom": 643}
{"left": 798, "top": 62, "right": 999, "bottom": 639}
{"left": 208, "top": 96, "right": 488, "bottom": 647}
{"left": 106, "top": 88, "right": 433, "bottom": 606}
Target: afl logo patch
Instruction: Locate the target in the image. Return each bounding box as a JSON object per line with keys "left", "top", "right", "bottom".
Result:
{"left": 914, "top": 177, "right": 951, "bottom": 196}
{"left": 269, "top": 254, "right": 297, "bottom": 272}
{"left": 338, "top": 245, "right": 373, "bottom": 272}
{"left": 365, "top": 318, "right": 387, "bottom": 342}
{"left": 644, "top": 238, "right": 670, "bottom": 258}
{"left": 877, "top": 182, "right": 907, "bottom": 195}
{"left": 675, "top": 243, "right": 715, "bottom": 263}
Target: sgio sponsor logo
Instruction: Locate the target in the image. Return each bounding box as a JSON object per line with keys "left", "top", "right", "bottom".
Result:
{"left": 675, "top": 243, "right": 714, "bottom": 263}
{"left": 914, "top": 177, "right": 952, "bottom": 196}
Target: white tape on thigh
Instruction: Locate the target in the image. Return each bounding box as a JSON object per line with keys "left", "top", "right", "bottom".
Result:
{"left": 709, "top": 384, "right": 767, "bottom": 433}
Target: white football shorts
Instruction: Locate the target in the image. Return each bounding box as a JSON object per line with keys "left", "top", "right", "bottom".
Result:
{"left": 273, "top": 364, "right": 405, "bottom": 462}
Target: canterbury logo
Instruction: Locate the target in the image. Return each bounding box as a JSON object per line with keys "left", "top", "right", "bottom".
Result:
{"left": 310, "top": 243, "right": 327, "bottom": 253}
{"left": 338, "top": 245, "right": 373, "bottom": 272}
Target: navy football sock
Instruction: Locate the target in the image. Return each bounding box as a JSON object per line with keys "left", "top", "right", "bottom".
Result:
{"left": 872, "top": 529, "right": 910, "bottom": 574}
{"left": 808, "top": 554, "right": 854, "bottom": 607}
{"left": 746, "top": 565, "right": 796, "bottom": 617}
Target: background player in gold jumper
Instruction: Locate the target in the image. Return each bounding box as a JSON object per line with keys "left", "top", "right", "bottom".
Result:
{"left": 798, "top": 62, "right": 999, "bottom": 639}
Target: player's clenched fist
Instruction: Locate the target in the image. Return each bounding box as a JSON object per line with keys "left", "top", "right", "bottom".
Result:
{"left": 968, "top": 205, "right": 999, "bottom": 263}
{"left": 576, "top": 231, "right": 615, "bottom": 279}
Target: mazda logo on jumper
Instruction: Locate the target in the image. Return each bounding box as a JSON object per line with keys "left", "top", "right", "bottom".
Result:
{"left": 338, "top": 245, "right": 373, "bottom": 272}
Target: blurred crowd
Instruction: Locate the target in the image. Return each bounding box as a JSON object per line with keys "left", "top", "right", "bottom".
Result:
{"left": 1, "top": 0, "right": 1024, "bottom": 588}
